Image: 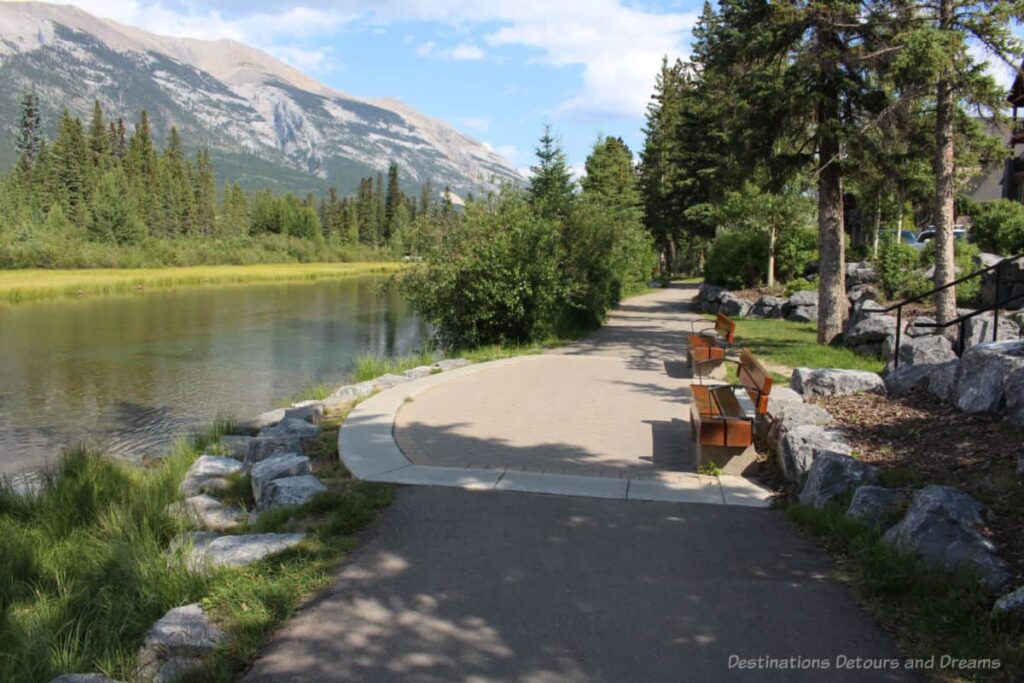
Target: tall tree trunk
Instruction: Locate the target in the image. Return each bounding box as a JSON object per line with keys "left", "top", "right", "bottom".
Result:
{"left": 767, "top": 226, "right": 776, "bottom": 287}
{"left": 815, "top": 22, "right": 847, "bottom": 344}
{"left": 933, "top": 0, "right": 957, "bottom": 331}
{"left": 872, "top": 203, "right": 881, "bottom": 260}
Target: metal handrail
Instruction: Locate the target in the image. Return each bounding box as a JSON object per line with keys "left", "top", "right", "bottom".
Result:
{"left": 862, "top": 253, "right": 1024, "bottom": 367}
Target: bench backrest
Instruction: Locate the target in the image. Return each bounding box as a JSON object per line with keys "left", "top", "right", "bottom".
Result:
{"left": 716, "top": 313, "right": 736, "bottom": 344}
{"left": 738, "top": 348, "right": 772, "bottom": 415}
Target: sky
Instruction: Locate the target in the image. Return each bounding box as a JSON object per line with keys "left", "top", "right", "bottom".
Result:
{"left": 13, "top": 1, "right": 1024, "bottom": 178}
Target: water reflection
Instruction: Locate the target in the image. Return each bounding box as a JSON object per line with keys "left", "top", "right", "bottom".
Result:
{"left": 0, "top": 277, "right": 425, "bottom": 474}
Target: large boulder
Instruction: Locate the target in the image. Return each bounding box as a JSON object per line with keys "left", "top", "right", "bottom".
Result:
{"left": 980, "top": 255, "right": 1024, "bottom": 310}
{"left": 696, "top": 284, "right": 726, "bottom": 313}
{"left": 844, "top": 315, "right": 897, "bottom": 347}
{"left": 846, "top": 298, "right": 886, "bottom": 329}
{"left": 884, "top": 335, "right": 959, "bottom": 396}
{"left": 218, "top": 435, "right": 253, "bottom": 460}
{"left": 848, "top": 284, "right": 882, "bottom": 305}
{"left": 904, "top": 316, "right": 938, "bottom": 338}
{"left": 791, "top": 367, "right": 886, "bottom": 397}
{"left": 786, "top": 305, "right": 818, "bottom": 323}
{"left": 283, "top": 403, "right": 325, "bottom": 424}
{"left": 882, "top": 485, "right": 1011, "bottom": 590}
{"left": 330, "top": 380, "right": 379, "bottom": 403}
{"left": 374, "top": 373, "right": 412, "bottom": 390}
{"left": 992, "top": 586, "right": 1024, "bottom": 624}
{"left": 259, "top": 475, "right": 327, "bottom": 510}
{"left": 926, "top": 360, "right": 960, "bottom": 404}
{"left": 749, "top": 295, "right": 786, "bottom": 319}
{"left": 182, "top": 495, "right": 247, "bottom": 532}
{"left": 846, "top": 486, "right": 911, "bottom": 527}
{"left": 180, "top": 456, "right": 243, "bottom": 497}
{"left": 137, "top": 603, "right": 226, "bottom": 683}
{"left": 778, "top": 425, "right": 853, "bottom": 483}
{"left": 260, "top": 418, "right": 321, "bottom": 439}
{"left": 718, "top": 292, "right": 752, "bottom": 317}
{"left": 788, "top": 290, "right": 818, "bottom": 308}
{"left": 235, "top": 408, "right": 286, "bottom": 436}
{"left": 250, "top": 454, "right": 311, "bottom": 504}
{"left": 404, "top": 365, "right": 436, "bottom": 380}
{"left": 246, "top": 419, "right": 322, "bottom": 465}
{"left": 182, "top": 532, "right": 307, "bottom": 569}
{"left": 799, "top": 453, "right": 880, "bottom": 508}
{"left": 956, "top": 340, "right": 1024, "bottom": 414}
{"left": 772, "top": 400, "right": 833, "bottom": 434}
{"left": 784, "top": 290, "right": 819, "bottom": 321}
{"left": 434, "top": 358, "right": 472, "bottom": 372}
{"left": 846, "top": 261, "right": 878, "bottom": 287}
{"left": 960, "top": 310, "right": 1020, "bottom": 350}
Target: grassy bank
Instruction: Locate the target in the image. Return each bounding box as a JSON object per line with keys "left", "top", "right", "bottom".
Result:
{"left": 730, "top": 317, "right": 885, "bottom": 378}
{"left": 0, "top": 262, "right": 403, "bottom": 304}
{"left": 787, "top": 502, "right": 1023, "bottom": 680}
{"left": 0, "top": 405, "right": 392, "bottom": 682}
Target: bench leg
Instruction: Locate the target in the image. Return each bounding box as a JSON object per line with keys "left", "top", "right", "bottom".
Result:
{"left": 696, "top": 442, "right": 760, "bottom": 476}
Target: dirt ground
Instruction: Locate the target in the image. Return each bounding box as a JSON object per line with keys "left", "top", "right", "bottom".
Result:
{"left": 814, "top": 392, "right": 1024, "bottom": 581}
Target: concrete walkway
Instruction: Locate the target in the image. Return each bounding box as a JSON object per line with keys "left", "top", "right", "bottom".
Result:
{"left": 243, "top": 284, "right": 914, "bottom": 682}
{"left": 340, "top": 283, "right": 770, "bottom": 506}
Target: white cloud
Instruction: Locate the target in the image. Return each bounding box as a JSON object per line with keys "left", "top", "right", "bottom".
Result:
{"left": 44, "top": 0, "right": 696, "bottom": 119}
{"left": 416, "top": 40, "right": 485, "bottom": 61}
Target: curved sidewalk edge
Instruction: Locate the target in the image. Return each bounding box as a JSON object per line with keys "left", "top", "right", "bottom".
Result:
{"left": 338, "top": 356, "right": 772, "bottom": 508}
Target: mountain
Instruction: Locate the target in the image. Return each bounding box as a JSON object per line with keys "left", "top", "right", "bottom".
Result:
{"left": 0, "top": 1, "right": 522, "bottom": 195}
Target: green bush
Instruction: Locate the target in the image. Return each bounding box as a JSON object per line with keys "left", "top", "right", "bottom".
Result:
{"left": 878, "top": 240, "right": 930, "bottom": 300}
{"left": 784, "top": 277, "right": 817, "bottom": 296}
{"left": 967, "top": 199, "right": 1024, "bottom": 255}
{"left": 704, "top": 227, "right": 816, "bottom": 289}
{"left": 918, "top": 239, "right": 983, "bottom": 305}
{"left": 400, "top": 191, "right": 567, "bottom": 349}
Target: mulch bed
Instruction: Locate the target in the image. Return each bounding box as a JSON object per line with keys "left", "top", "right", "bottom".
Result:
{"left": 814, "top": 391, "right": 1024, "bottom": 582}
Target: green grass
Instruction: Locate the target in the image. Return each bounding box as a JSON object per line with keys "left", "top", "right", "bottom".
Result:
{"left": 729, "top": 317, "right": 885, "bottom": 377}
{"left": 0, "top": 262, "right": 404, "bottom": 305}
{"left": 787, "top": 502, "right": 1023, "bottom": 680}
{"left": 0, "top": 405, "right": 392, "bottom": 682}
{"left": 276, "top": 383, "right": 333, "bottom": 408}
{"left": 350, "top": 350, "right": 440, "bottom": 382}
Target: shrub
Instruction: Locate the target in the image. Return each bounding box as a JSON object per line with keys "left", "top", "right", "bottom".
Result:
{"left": 918, "top": 239, "right": 982, "bottom": 305}
{"left": 704, "top": 230, "right": 769, "bottom": 289}
{"left": 878, "top": 240, "right": 930, "bottom": 300}
{"left": 784, "top": 277, "right": 817, "bottom": 296}
{"left": 400, "top": 191, "right": 567, "bottom": 349}
{"left": 967, "top": 199, "right": 1024, "bottom": 255}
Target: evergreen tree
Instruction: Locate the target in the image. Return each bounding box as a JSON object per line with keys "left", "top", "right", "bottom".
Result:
{"left": 420, "top": 178, "right": 434, "bottom": 217}
{"left": 528, "top": 124, "right": 575, "bottom": 220}
{"left": 16, "top": 92, "right": 42, "bottom": 173}
{"left": 193, "top": 148, "right": 217, "bottom": 236}
{"left": 384, "top": 161, "right": 403, "bottom": 242}
{"left": 90, "top": 167, "right": 147, "bottom": 244}
{"left": 87, "top": 100, "right": 109, "bottom": 169}
{"left": 581, "top": 136, "right": 640, "bottom": 211}
{"left": 49, "top": 110, "right": 90, "bottom": 224}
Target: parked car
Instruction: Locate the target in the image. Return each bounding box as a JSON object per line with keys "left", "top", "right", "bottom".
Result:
{"left": 916, "top": 227, "right": 966, "bottom": 244}
{"left": 899, "top": 229, "right": 924, "bottom": 250}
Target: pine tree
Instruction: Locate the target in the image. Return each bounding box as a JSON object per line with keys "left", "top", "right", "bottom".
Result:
{"left": 384, "top": 161, "right": 403, "bottom": 243}
{"left": 581, "top": 136, "right": 640, "bottom": 212}
{"left": 528, "top": 124, "right": 575, "bottom": 220}
{"left": 15, "top": 92, "right": 42, "bottom": 171}
{"left": 419, "top": 179, "right": 434, "bottom": 217}
{"left": 193, "top": 148, "right": 217, "bottom": 236}
{"left": 87, "top": 100, "right": 109, "bottom": 169}
{"left": 49, "top": 110, "right": 90, "bottom": 224}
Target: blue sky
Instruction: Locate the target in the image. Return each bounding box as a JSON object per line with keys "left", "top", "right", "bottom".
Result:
{"left": 40, "top": 1, "right": 1024, "bottom": 177}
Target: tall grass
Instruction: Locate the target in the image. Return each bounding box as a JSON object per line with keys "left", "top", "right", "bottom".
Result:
{"left": 0, "top": 427, "right": 226, "bottom": 681}
{"left": 0, "top": 261, "right": 403, "bottom": 304}
{"left": 350, "top": 350, "right": 439, "bottom": 382}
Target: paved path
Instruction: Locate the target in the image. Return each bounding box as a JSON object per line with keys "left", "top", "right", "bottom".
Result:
{"left": 395, "top": 284, "right": 699, "bottom": 478}
{"left": 244, "top": 487, "right": 914, "bottom": 682}
{"left": 244, "top": 284, "right": 913, "bottom": 682}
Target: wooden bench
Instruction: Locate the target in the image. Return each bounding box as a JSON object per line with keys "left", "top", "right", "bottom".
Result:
{"left": 689, "top": 348, "right": 773, "bottom": 475}
{"left": 687, "top": 313, "right": 736, "bottom": 379}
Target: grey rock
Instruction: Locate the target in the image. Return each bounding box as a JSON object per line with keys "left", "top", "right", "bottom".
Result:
{"left": 180, "top": 456, "right": 243, "bottom": 497}
{"left": 961, "top": 311, "right": 1020, "bottom": 350}
{"left": 284, "top": 403, "right": 325, "bottom": 424}
{"left": 992, "top": 586, "right": 1024, "bottom": 623}
{"left": 235, "top": 408, "right": 286, "bottom": 435}
{"left": 246, "top": 436, "right": 304, "bottom": 465}
{"left": 846, "top": 486, "right": 910, "bottom": 527}
{"left": 251, "top": 454, "right": 311, "bottom": 504}
{"left": 882, "top": 485, "right": 1011, "bottom": 590}
{"left": 259, "top": 418, "right": 321, "bottom": 439}
{"left": 846, "top": 261, "right": 877, "bottom": 287}
{"left": 926, "top": 360, "right": 960, "bottom": 404}
{"left": 434, "top": 358, "right": 472, "bottom": 372}
{"left": 330, "top": 381, "right": 378, "bottom": 402}
{"left": 884, "top": 335, "right": 958, "bottom": 396}
{"left": 975, "top": 252, "right": 1004, "bottom": 270}
{"left": 848, "top": 284, "right": 882, "bottom": 304}
{"left": 799, "top": 454, "right": 880, "bottom": 508}
{"left": 218, "top": 435, "right": 253, "bottom": 460}
{"left": 749, "top": 295, "right": 786, "bottom": 318}
{"left": 778, "top": 425, "right": 853, "bottom": 483}
{"left": 765, "top": 387, "right": 803, "bottom": 414}
{"left": 185, "top": 532, "right": 307, "bottom": 569}
{"left": 851, "top": 342, "right": 884, "bottom": 359}
{"left": 718, "top": 292, "right": 752, "bottom": 317}
{"left": 788, "top": 290, "right": 818, "bottom": 308}
{"left": 773, "top": 401, "right": 833, "bottom": 434}
{"left": 845, "top": 315, "right": 897, "bottom": 346}
{"left": 786, "top": 305, "right": 818, "bottom": 323}
{"left": 374, "top": 373, "right": 412, "bottom": 389}
{"left": 182, "top": 495, "right": 247, "bottom": 532}
{"left": 404, "top": 365, "right": 436, "bottom": 380}
{"left": 137, "top": 603, "right": 226, "bottom": 683}
{"left": 791, "top": 367, "right": 885, "bottom": 397}
{"left": 905, "top": 316, "right": 938, "bottom": 338}
{"left": 956, "top": 340, "right": 1024, "bottom": 414}
{"left": 1003, "top": 367, "right": 1024, "bottom": 426}
{"left": 49, "top": 676, "right": 120, "bottom": 683}
{"left": 259, "top": 474, "right": 327, "bottom": 510}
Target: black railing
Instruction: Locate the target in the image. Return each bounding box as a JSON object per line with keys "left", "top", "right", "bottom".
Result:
{"left": 863, "top": 254, "right": 1024, "bottom": 368}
